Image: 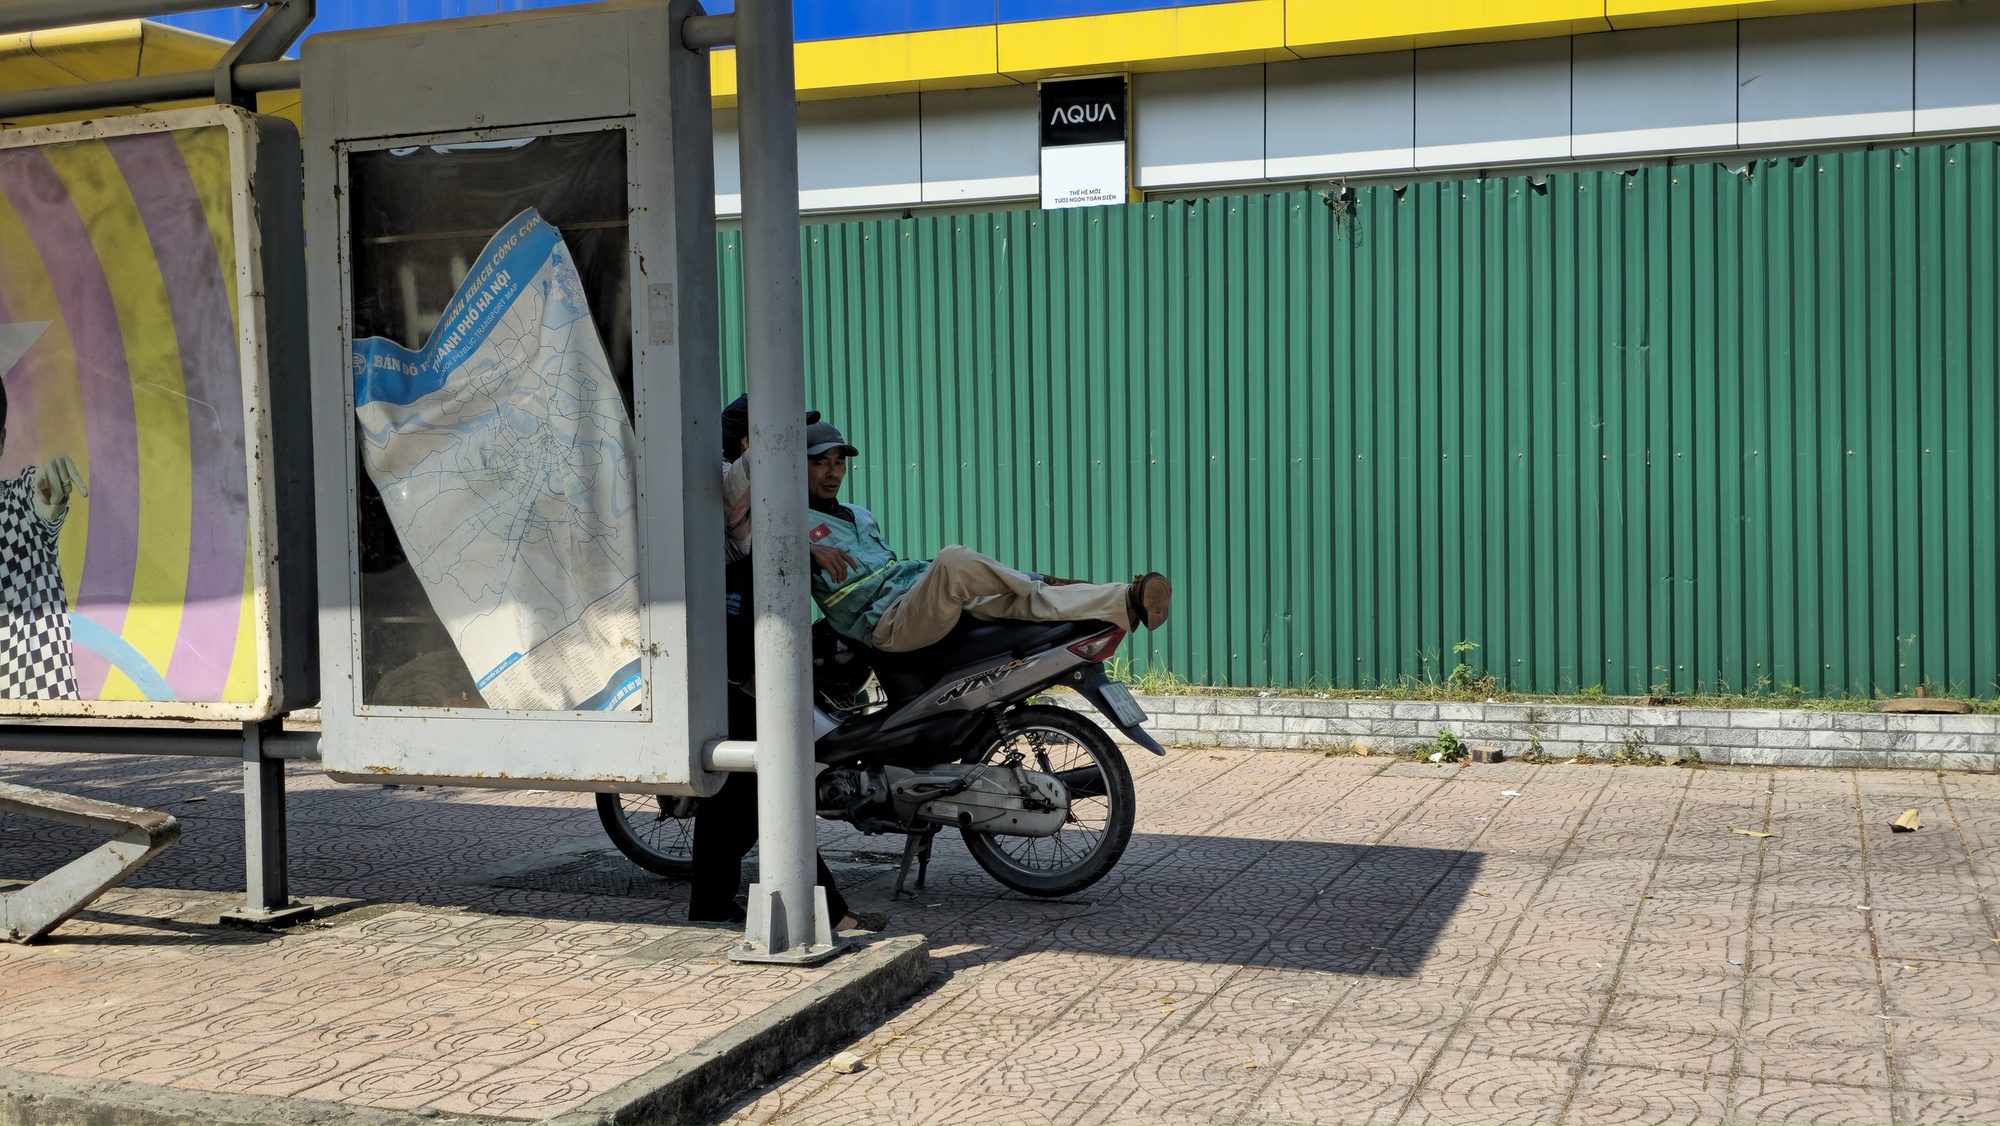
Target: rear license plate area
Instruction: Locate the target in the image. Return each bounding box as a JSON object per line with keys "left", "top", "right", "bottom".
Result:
{"left": 1100, "top": 681, "right": 1147, "bottom": 726}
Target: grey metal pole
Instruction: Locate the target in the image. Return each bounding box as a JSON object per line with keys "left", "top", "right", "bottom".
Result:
{"left": 219, "top": 719, "right": 314, "bottom": 928}
{"left": 0, "top": 58, "right": 299, "bottom": 122}
{"left": 214, "top": 0, "right": 312, "bottom": 107}
{"left": 729, "top": 0, "right": 836, "bottom": 965}
{"left": 0, "top": 72, "right": 210, "bottom": 121}
{"left": 0, "top": 0, "right": 245, "bottom": 35}
{"left": 0, "top": 723, "right": 317, "bottom": 758}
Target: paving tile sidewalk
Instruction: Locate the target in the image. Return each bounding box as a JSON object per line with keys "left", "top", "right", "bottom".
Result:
{"left": 0, "top": 751, "right": 922, "bottom": 1123}
{"left": 7, "top": 747, "right": 2000, "bottom": 1124}
{"left": 721, "top": 753, "right": 2000, "bottom": 1125}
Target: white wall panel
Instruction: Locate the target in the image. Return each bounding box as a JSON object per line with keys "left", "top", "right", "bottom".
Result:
{"left": 1573, "top": 23, "right": 1736, "bottom": 156}
{"left": 796, "top": 94, "right": 924, "bottom": 211}
{"left": 1265, "top": 53, "right": 1414, "bottom": 177}
{"left": 723, "top": 5, "right": 1998, "bottom": 217}
{"left": 1416, "top": 39, "right": 1572, "bottom": 168}
{"left": 714, "top": 108, "right": 740, "bottom": 215}
{"left": 1738, "top": 7, "right": 1914, "bottom": 146}
{"left": 920, "top": 85, "right": 1039, "bottom": 203}
{"left": 1133, "top": 66, "right": 1265, "bottom": 187}
{"left": 1916, "top": 0, "right": 2000, "bottom": 135}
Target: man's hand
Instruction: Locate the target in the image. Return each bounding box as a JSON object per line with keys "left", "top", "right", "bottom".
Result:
{"left": 31, "top": 455, "right": 86, "bottom": 522}
{"left": 810, "top": 543, "right": 857, "bottom": 583}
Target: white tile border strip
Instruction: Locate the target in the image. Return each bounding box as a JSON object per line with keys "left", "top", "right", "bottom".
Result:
{"left": 1264, "top": 148, "right": 1417, "bottom": 178}
{"left": 1055, "top": 694, "right": 2000, "bottom": 770}
{"left": 1738, "top": 109, "right": 1914, "bottom": 146}
{"left": 921, "top": 174, "right": 1040, "bottom": 203}
{"left": 1136, "top": 157, "right": 1267, "bottom": 188}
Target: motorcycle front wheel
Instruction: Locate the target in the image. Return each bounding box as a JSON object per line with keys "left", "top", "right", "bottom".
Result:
{"left": 596, "top": 793, "right": 697, "bottom": 878}
{"left": 961, "top": 705, "right": 1135, "bottom": 897}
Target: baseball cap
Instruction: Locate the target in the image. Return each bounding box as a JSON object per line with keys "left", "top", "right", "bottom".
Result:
{"left": 805, "top": 420, "right": 858, "bottom": 458}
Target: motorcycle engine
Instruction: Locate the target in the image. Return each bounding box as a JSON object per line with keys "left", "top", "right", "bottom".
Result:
{"left": 883, "top": 764, "right": 1070, "bottom": 837}
{"left": 815, "top": 768, "right": 886, "bottom": 817}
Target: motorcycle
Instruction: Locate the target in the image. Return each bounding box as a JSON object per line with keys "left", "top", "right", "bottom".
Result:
{"left": 596, "top": 615, "right": 1168, "bottom": 898}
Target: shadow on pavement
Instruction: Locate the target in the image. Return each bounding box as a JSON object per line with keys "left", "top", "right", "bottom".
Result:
{"left": 909, "top": 833, "right": 1484, "bottom": 978}
{"left": 4, "top": 753, "right": 1483, "bottom": 978}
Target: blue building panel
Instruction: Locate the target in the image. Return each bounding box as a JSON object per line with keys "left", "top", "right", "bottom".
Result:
{"left": 793, "top": 1, "right": 995, "bottom": 39}
{"left": 158, "top": 0, "right": 1235, "bottom": 45}
{"left": 160, "top": 0, "right": 568, "bottom": 40}
{"left": 996, "top": 0, "right": 1223, "bottom": 20}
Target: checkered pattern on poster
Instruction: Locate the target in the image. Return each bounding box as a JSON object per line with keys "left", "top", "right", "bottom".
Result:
{"left": 0, "top": 468, "right": 79, "bottom": 699}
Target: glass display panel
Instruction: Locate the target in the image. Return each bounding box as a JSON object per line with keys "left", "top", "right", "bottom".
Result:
{"left": 346, "top": 129, "right": 644, "bottom": 712}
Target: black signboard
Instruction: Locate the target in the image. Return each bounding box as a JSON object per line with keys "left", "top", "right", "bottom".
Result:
{"left": 1040, "top": 76, "right": 1127, "bottom": 148}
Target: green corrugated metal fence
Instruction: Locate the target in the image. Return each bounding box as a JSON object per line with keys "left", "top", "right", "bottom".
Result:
{"left": 718, "top": 140, "right": 2000, "bottom": 696}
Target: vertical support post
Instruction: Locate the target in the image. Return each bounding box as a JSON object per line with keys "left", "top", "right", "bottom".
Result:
{"left": 219, "top": 719, "right": 314, "bottom": 928}
{"left": 212, "top": 0, "right": 314, "bottom": 108}
{"left": 729, "top": 0, "right": 837, "bottom": 965}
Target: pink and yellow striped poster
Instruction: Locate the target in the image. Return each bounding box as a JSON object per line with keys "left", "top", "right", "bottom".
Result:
{"left": 0, "top": 110, "right": 269, "bottom": 712}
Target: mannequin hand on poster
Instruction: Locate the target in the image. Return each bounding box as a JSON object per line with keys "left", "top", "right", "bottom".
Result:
{"left": 30, "top": 455, "right": 86, "bottom": 523}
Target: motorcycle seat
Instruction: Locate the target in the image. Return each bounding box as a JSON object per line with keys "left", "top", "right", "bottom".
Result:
{"left": 863, "top": 617, "right": 1118, "bottom": 700}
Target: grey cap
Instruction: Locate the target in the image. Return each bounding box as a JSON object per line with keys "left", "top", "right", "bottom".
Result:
{"left": 806, "top": 420, "right": 858, "bottom": 458}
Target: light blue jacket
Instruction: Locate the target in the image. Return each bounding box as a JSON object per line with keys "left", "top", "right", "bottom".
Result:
{"left": 808, "top": 503, "right": 928, "bottom": 642}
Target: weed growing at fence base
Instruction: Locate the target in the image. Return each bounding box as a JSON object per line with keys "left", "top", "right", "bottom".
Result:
{"left": 1105, "top": 662, "right": 1999, "bottom": 714}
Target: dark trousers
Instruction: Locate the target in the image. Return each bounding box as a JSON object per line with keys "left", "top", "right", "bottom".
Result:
{"left": 688, "top": 763, "right": 849, "bottom": 922}
{"left": 689, "top": 561, "right": 847, "bottom": 922}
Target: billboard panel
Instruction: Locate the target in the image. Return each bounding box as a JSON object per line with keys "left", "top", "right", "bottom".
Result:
{"left": 0, "top": 107, "right": 306, "bottom": 719}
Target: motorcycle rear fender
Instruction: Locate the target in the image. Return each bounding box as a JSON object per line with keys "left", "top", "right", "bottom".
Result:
{"left": 1069, "top": 665, "right": 1169, "bottom": 757}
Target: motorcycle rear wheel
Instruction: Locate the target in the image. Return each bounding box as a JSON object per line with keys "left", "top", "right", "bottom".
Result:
{"left": 961, "top": 705, "right": 1135, "bottom": 897}
{"left": 596, "top": 793, "right": 697, "bottom": 878}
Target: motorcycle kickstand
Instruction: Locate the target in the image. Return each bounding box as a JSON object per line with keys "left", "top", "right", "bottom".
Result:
{"left": 915, "top": 830, "right": 935, "bottom": 891}
{"left": 891, "top": 830, "right": 923, "bottom": 899}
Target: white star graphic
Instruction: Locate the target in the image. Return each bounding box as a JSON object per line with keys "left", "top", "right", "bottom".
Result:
{"left": 0, "top": 320, "right": 50, "bottom": 379}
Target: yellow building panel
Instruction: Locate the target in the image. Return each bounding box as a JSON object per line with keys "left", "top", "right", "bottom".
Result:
{"left": 0, "top": 52, "right": 94, "bottom": 93}
{"left": 0, "top": 21, "right": 301, "bottom": 130}
{"left": 711, "top": 25, "right": 1011, "bottom": 105}
{"left": 1608, "top": 0, "right": 1945, "bottom": 28}
{"left": 997, "top": 0, "right": 1291, "bottom": 79}
{"left": 2, "top": 20, "right": 223, "bottom": 83}
{"left": 709, "top": 44, "right": 735, "bottom": 100}
{"left": 2, "top": 24, "right": 142, "bottom": 85}
{"left": 5, "top": 3, "right": 1959, "bottom": 133}
{"left": 0, "top": 21, "right": 238, "bottom": 129}
{"left": 800, "top": 25, "right": 1001, "bottom": 93}
{"left": 1287, "top": 0, "right": 1609, "bottom": 56}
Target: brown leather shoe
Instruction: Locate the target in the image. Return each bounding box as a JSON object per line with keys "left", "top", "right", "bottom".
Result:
{"left": 1128, "top": 572, "right": 1172, "bottom": 630}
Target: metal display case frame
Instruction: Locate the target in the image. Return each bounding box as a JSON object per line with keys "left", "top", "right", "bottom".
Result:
{"left": 303, "top": 0, "right": 727, "bottom": 793}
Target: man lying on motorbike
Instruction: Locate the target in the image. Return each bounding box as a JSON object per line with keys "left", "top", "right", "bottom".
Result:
{"left": 799, "top": 420, "right": 1172, "bottom": 653}
{"left": 691, "top": 397, "right": 881, "bottom": 932}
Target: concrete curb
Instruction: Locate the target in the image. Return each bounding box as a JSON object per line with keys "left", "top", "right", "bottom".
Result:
{"left": 1, "top": 935, "right": 931, "bottom": 1126}
{"left": 0, "top": 1068, "right": 461, "bottom": 1126}
{"left": 548, "top": 932, "right": 932, "bottom": 1125}
{"left": 1056, "top": 693, "right": 2000, "bottom": 771}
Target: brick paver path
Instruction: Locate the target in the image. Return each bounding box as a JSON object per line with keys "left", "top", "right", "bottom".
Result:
{"left": 5, "top": 747, "right": 1999, "bottom": 1124}
{"left": 725, "top": 752, "right": 2000, "bottom": 1125}
{"left": 0, "top": 750, "right": 849, "bottom": 1120}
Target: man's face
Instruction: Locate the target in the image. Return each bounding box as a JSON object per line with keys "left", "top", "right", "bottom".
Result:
{"left": 807, "top": 451, "right": 847, "bottom": 501}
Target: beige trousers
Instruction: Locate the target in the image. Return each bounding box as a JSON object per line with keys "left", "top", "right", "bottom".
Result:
{"left": 869, "top": 545, "right": 1132, "bottom": 653}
